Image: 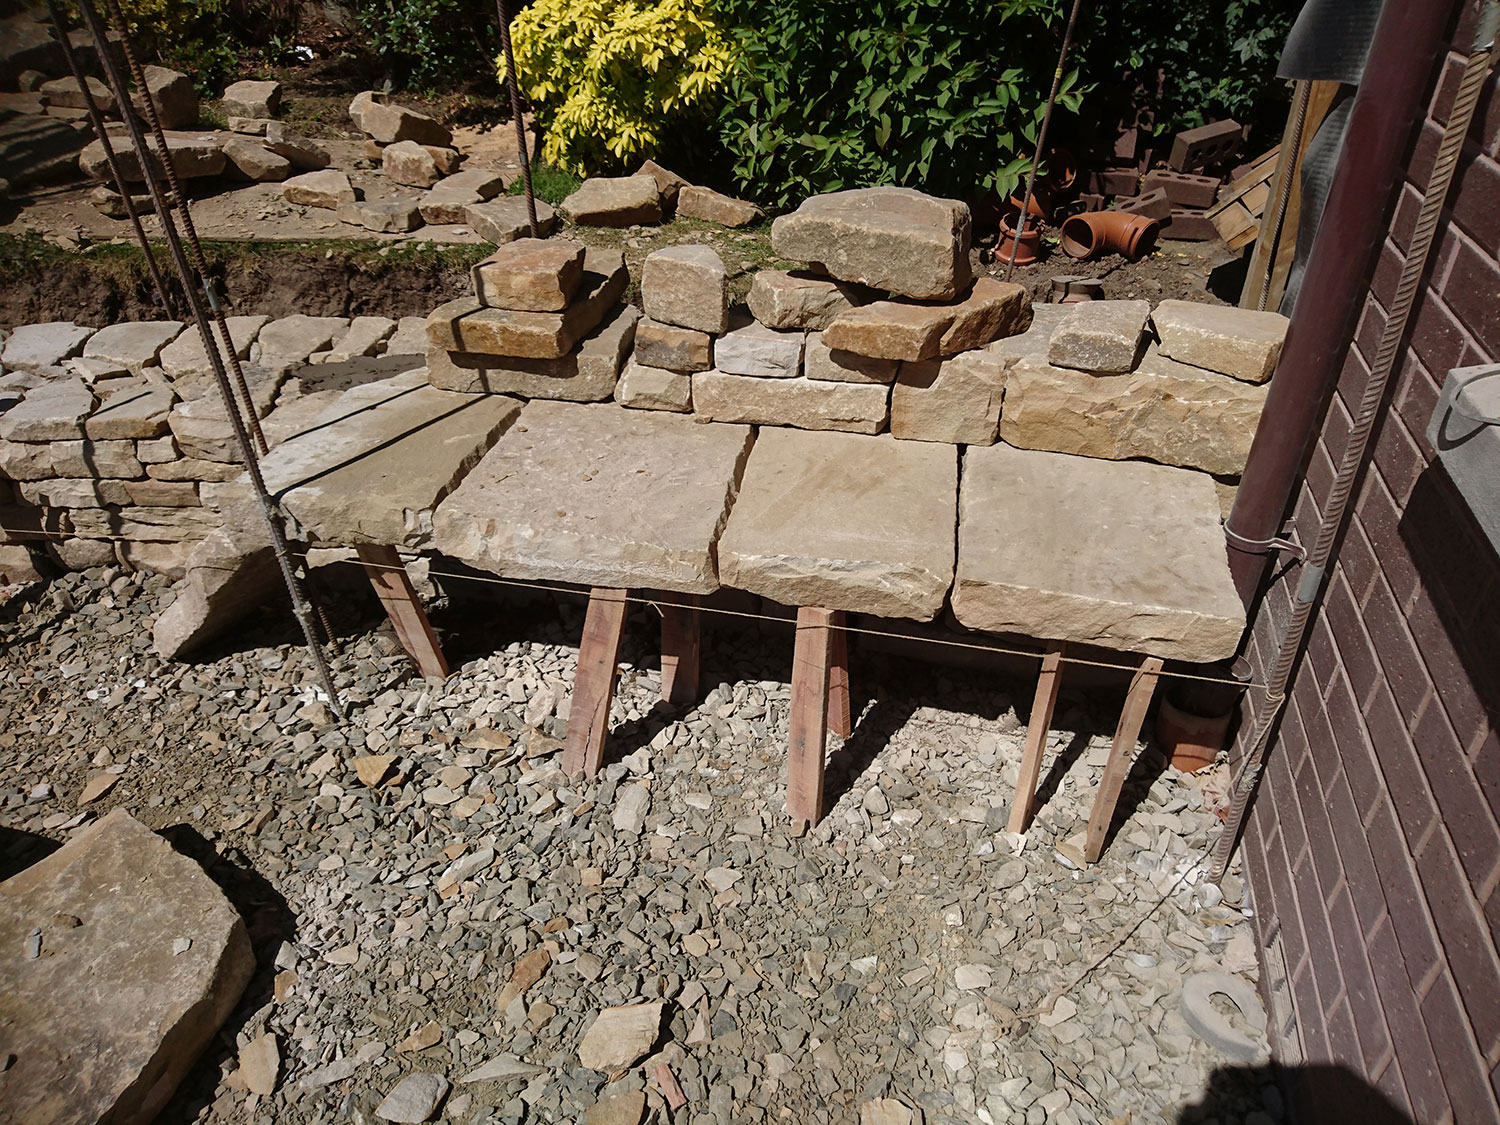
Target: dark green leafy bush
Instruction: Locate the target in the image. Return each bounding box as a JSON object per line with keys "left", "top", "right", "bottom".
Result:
{"left": 713, "top": 0, "right": 1074, "bottom": 208}
{"left": 352, "top": 0, "right": 499, "bottom": 90}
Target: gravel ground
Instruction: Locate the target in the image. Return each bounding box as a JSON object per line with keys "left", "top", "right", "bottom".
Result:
{"left": 0, "top": 564, "right": 1278, "bottom": 1125}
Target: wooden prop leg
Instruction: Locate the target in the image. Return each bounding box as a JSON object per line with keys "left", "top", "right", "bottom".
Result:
{"left": 355, "top": 544, "right": 449, "bottom": 681}
{"left": 787, "top": 606, "right": 835, "bottom": 827}
{"left": 561, "top": 587, "right": 630, "bottom": 778}
{"left": 659, "top": 596, "right": 701, "bottom": 706}
{"left": 1084, "top": 656, "right": 1164, "bottom": 863}
{"left": 1007, "top": 642, "right": 1066, "bottom": 835}
{"left": 827, "top": 610, "right": 852, "bottom": 738}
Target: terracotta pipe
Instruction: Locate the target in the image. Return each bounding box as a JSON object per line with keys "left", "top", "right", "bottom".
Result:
{"left": 1059, "top": 211, "right": 1159, "bottom": 260}
{"left": 998, "top": 215, "right": 1041, "bottom": 266}
{"left": 1224, "top": 0, "right": 1456, "bottom": 606}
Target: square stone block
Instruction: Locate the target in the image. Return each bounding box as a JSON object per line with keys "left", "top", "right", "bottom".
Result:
{"left": 891, "top": 349, "right": 1008, "bottom": 445}
{"left": 431, "top": 400, "right": 754, "bottom": 594}
{"left": 425, "top": 305, "right": 638, "bottom": 401}
{"left": 718, "top": 428, "right": 956, "bottom": 620}
{"left": 641, "top": 245, "right": 728, "bottom": 334}
{"left": 952, "top": 444, "right": 1244, "bottom": 661}
{"left": 691, "top": 372, "right": 889, "bottom": 434}
{"left": 471, "top": 238, "right": 585, "bottom": 312}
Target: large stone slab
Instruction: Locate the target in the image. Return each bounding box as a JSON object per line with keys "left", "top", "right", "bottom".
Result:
{"left": 676, "top": 184, "right": 760, "bottom": 227}
{"left": 81, "top": 320, "right": 184, "bottom": 374}
{"left": 692, "top": 372, "right": 889, "bottom": 434}
{"left": 804, "top": 333, "right": 898, "bottom": 384}
{"left": 2, "top": 322, "right": 95, "bottom": 373}
{"left": 718, "top": 428, "right": 955, "bottom": 619}
{"left": 431, "top": 400, "right": 753, "bottom": 594}
{"left": 80, "top": 131, "right": 224, "bottom": 182}
{"left": 472, "top": 238, "right": 585, "bottom": 312}
{"left": 151, "top": 512, "right": 280, "bottom": 657}
{"left": 426, "top": 305, "right": 639, "bottom": 400}
{"left": 158, "top": 315, "right": 270, "bottom": 380}
{"left": 1046, "top": 300, "right": 1150, "bottom": 373}
{"left": 253, "top": 315, "right": 351, "bottom": 368}
{"left": 953, "top": 444, "right": 1244, "bottom": 661}
{"left": 1151, "top": 299, "right": 1288, "bottom": 384}
{"left": 770, "top": 187, "right": 972, "bottom": 300}
{"left": 891, "top": 349, "right": 1008, "bottom": 445}
{"left": 747, "top": 270, "right": 874, "bottom": 331}
{"left": 0, "top": 809, "right": 254, "bottom": 1124}
{"left": 1000, "top": 350, "right": 1267, "bottom": 476}
{"left": 560, "top": 176, "right": 661, "bottom": 227}
{"left": 427, "top": 249, "right": 628, "bottom": 360}
{"left": 641, "top": 245, "right": 728, "bottom": 334}
{"left": 465, "top": 197, "right": 557, "bottom": 244}
{"left": 0, "top": 377, "right": 96, "bottom": 441}
{"left": 85, "top": 380, "right": 176, "bottom": 440}
{"left": 353, "top": 93, "right": 451, "bottom": 147}
{"left": 256, "top": 368, "right": 521, "bottom": 547}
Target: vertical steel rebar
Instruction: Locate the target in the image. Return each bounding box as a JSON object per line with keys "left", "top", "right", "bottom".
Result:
{"left": 74, "top": 0, "right": 345, "bottom": 718}
{"left": 1004, "top": 0, "right": 1086, "bottom": 283}
{"left": 43, "top": 0, "right": 178, "bottom": 319}
{"left": 495, "top": 0, "right": 539, "bottom": 238}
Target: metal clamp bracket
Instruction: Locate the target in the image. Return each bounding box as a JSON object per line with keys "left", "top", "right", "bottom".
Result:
{"left": 1224, "top": 522, "right": 1308, "bottom": 562}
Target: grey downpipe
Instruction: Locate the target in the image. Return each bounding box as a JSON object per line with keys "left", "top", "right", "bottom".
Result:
{"left": 1210, "top": 0, "right": 1500, "bottom": 882}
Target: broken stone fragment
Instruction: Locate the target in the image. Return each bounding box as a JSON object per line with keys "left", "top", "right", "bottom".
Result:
{"left": 675, "top": 184, "right": 760, "bottom": 227}
{"left": 634, "top": 159, "right": 688, "bottom": 206}
{"left": 714, "top": 317, "right": 804, "bottom": 377}
{"left": 221, "top": 79, "right": 281, "bottom": 118}
{"left": 821, "top": 300, "right": 954, "bottom": 363}
{"left": 382, "top": 139, "right": 440, "bottom": 188}
{"left": 282, "top": 169, "right": 355, "bottom": 209}
{"left": 577, "top": 1002, "right": 664, "bottom": 1071}
{"left": 352, "top": 90, "right": 452, "bottom": 147}
{"left": 747, "top": 269, "right": 873, "bottom": 331}
{"left": 264, "top": 121, "right": 329, "bottom": 171}
{"left": 891, "top": 348, "right": 1009, "bottom": 445}
{"left": 1150, "top": 299, "right": 1288, "bottom": 383}
{"left": 425, "top": 304, "right": 638, "bottom": 401}
{"left": 1046, "top": 299, "right": 1151, "bottom": 373}
{"left": 464, "top": 197, "right": 557, "bottom": 244}
{"left": 632, "top": 317, "right": 713, "bottom": 373}
{"left": 151, "top": 513, "right": 280, "bottom": 658}
{"left": 80, "top": 131, "right": 224, "bottom": 182}
{"left": 803, "top": 332, "right": 897, "bottom": 384}
{"left": 771, "top": 186, "right": 972, "bottom": 300}
{"left": 222, "top": 137, "right": 292, "bottom": 182}
{"left": 339, "top": 198, "right": 422, "bottom": 233}
{"left": 615, "top": 361, "right": 692, "bottom": 412}
{"left": 375, "top": 1072, "right": 450, "bottom": 1123}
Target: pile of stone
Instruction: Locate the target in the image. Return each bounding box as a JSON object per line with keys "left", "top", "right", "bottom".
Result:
{"left": 612, "top": 244, "right": 728, "bottom": 413}
{"left": 0, "top": 312, "right": 429, "bottom": 581}
{"left": 423, "top": 238, "right": 636, "bottom": 401}
{"left": 679, "top": 187, "right": 1033, "bottom": 436}
{"left": 558, "top": 159, "right": 761, "bottom": 229}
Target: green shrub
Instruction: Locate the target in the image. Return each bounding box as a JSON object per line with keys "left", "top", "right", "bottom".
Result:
{"left": 96, "top": 0, "right": 298, "bottom": 90}
{"left": 713, "top": 0, "right": 1075, "bottom": 208}
{"left": 353, "top": 0, "right": 499, "bottom": 91}
{"left": 506, "top": 0, "right": 734, "bottom": 175}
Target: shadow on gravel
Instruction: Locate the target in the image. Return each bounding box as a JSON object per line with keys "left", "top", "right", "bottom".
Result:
{"left": 1178, "top": 1061, "right": 1413, "bottom": 1124}
{"left": 0, "top": 825, "right": 61, "bottom": 882}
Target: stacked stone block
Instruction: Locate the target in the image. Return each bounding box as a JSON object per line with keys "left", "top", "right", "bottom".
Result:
{"left": 424, "top": 239, "right": 637, "bottom": 402}
{"left": 0, "top": 314, "right": 432, "bottom": 578}
{"left": 616, "top": 245, "right": 728, "bottom": 414}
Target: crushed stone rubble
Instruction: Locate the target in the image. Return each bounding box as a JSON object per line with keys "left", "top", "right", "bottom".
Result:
{"left": 0, "top": 568, "right": 1275, "bottom": 1124}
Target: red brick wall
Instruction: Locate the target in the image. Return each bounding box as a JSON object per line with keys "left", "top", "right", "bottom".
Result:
{"left": 1238, "top": 5, "right": 1500, "bottom": 1120}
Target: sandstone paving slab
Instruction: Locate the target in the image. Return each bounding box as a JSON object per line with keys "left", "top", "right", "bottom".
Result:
{"left": 952, "top": 444, "right": 1245, "bottom": 662}
{"left": 770, "top": 186, "right": 972, "bottom": 300}
{"left": 326, "top": 316, "right": 397, "bottom": 364}
{"left": 384, "top": 316, "right": 430, "bottom": 356}
{"left": 81, "top": 320, "right": 185, "bottom": 374}
{"left": 465, "top": 198, "right": 557, "bottom": 245}
{"left": 431, "top": 400, "right": 753, "bottom": 594}
{"left": 255, "top": 368, "right": 521, "bottom": 547}
{"left": 691, "top": 371, "right": 889, "bottom": 433}
{"left": 1151, "top": 299, "right": 1288, "bottom": 384}
{"left": 252, "top": 315, "right": 351, "bottom": 368}
{"left": 85, "top": 379, "right": 176, "bottom": 440}
{"left": 717, "top": 427, "right": 956, "bottom": 620}
{"left": 2, "top": 321, "right": 96, "bottom": 373}
{"left": 427, "top": 249, "right": 628, "bottom": 360}
{"left": 0, "top": 376, "right": 96, "bottom": 441}
{"left": 0, "top": 808, "right": 254, "bottom": 1125}
{"left": 426, "top": 305, "right": 638, "bottom": 401}
{"left": 1000, "top": 350, "right": 1267, "bottom": 477}
{"left": 80, "top": 130, "right": 224, "bottom": 182}
{"left": 1047, "top": 300, "right": 1151, "bottom": 374}
{"left": 158, "top": 314, "right": 270, "bottom": 380}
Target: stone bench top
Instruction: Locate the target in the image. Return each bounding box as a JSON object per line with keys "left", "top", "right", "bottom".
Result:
{"left": 430, "top": 399, "right": 754, "bottom": 595}
{"left": 951, "top": 444, "right": 1245, "bottom": 662}
{"left": 717, "top": 427, "right": 958, "bottom": 621}
{"left": 255, "top": 368, "right": 522, "bottom": 548}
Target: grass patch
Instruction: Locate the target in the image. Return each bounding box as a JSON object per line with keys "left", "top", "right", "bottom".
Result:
{"left": 507, "top": 164, "right": 581, "bottom": 206}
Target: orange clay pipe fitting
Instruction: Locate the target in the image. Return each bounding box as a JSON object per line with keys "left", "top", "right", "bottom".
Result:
{"left": 1059, "top": 210, "right": 1160, "bottom": 261}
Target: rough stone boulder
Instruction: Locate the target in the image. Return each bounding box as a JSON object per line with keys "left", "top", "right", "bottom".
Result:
{"left": 139, "top": 65, "right": 198, "bottom": 129}
{"left": 383, "top": 139, "right": 441, "bottom": 189}
{"left": 350, "top": 91, "right": 452, "bottom": 147}
{"left": 222, "top": 137, "right": 291, "bottom": 183}
{"left": 264, "top": 121, "right": 329, "bottom": 171}
{"left": 465, "top": 197, "right": 557, "bottom": 245}
{"left": 676, "top": 184, "right": 760, "bottom": 227}
{"left": 282, "top": 169, "right": 356, "bottom": 210}
{"left": 560, "top": 175, "right": 662, "bottom": 227}
{"left": 80, "top": 131, "right": 225, "bottom": 182}
{"left": 771, "top": 186, "right": 973, "bottom": 300}
{"left": 0, "top": 809, "right": 255, "bottom": 1122}
{"left": 1150, "top": 299, "right": 1289, "bottom": 384}
{"left": 221, "top": 79, "right": 281, "bottom": 119}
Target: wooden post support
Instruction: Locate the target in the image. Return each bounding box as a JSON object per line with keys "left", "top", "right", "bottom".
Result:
{"left": 787, "top": 606, "right": 836, "bottom": 828}
{"left": 1084, "top": 655, "right": 1164, "bottom": 863}
{"left": 1007, "top": 641, "right": 1066, "bottom": 835}
{"left": 659, "top": 595, "right": 701, "bottom": 706}
{"left": 355, "top": 544, "right": 450, "bottom": 681}
{"left": 561, "top": 587, "right": 630, "bottom": 778}
{"left": 827, "top": 609, "right": 852, "bottom": 738}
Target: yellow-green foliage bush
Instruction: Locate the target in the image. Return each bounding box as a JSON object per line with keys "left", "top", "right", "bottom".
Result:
{"left": 505, "top": 0, "right": 733, "bottom": 175}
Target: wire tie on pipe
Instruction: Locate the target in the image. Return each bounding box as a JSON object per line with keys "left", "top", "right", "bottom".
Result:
{"left": 1223, "top": 522, "right": 1306, "bottom": 561}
